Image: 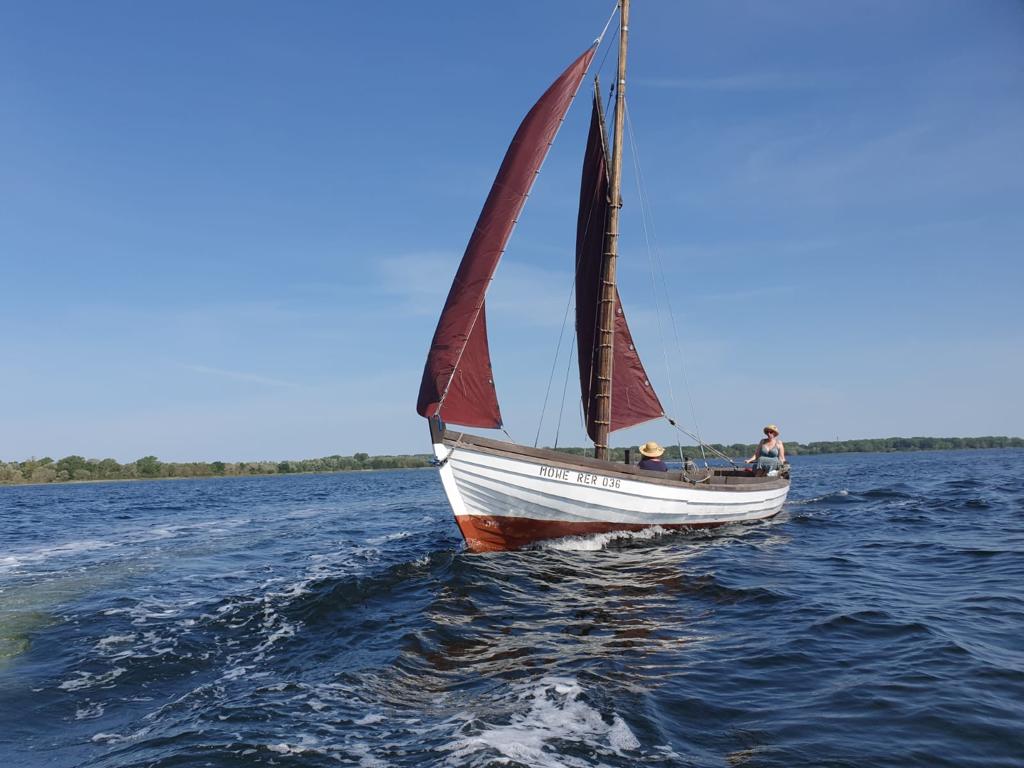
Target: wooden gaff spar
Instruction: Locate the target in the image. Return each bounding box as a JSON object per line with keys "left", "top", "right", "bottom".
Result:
{"left": 416, "top": 1, "right": 790, "bottom": 552}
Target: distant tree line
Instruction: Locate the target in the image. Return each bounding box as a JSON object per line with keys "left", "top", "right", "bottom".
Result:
{"left": 1, "top": 436, "right": 1019, "bottom": 486}
{"left": 0, "top": 452, "right": 432, "bottom": 485}
{"left": 775, "top": 436, "right": 1023, "bottom": 455}
{"left": 554, "top": 435, "right": 1023, "bottom": 462}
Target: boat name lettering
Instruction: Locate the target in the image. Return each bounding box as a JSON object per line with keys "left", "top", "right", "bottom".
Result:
{"left": 538, "top": 466, "right": 621, "bottom": 489}
{"left": 538, "top": 466, "right": 571, "bottom": 481}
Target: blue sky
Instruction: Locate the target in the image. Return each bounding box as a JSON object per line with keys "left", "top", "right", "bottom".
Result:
{"left": 2, "top": 1, "right": 1022, "bottom": 462}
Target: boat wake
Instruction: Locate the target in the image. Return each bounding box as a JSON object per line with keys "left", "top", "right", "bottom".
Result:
{"left": 442, "top": 676, "right": 645, "bottom": 768}
{"left": 534, "top": 526, "right": 672, "bottom": 552}
{"left": 787, "top": 489, "right": 850, "bottom": 505}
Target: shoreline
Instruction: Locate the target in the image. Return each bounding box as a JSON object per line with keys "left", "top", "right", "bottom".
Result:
{"left": 2, "top": 444, "right": 1020, "bottom": 489}
{"left": 0, "top": 465, "right": 436, "bottom": 490}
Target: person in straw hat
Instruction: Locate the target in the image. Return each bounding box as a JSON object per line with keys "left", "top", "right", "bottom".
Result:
{"left": 637, "top": 441, "right": 668, "bottom": 472}
{"left": 746, "top": 424, "right": 785, "bottom": 473}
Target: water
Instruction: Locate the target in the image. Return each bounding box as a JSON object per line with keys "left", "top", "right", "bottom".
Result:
{"left": 1, "top": 449, "right": 1021, "bottom": 767}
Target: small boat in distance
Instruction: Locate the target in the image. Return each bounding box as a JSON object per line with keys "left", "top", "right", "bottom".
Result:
{"left": 417, "top": 1, "right": 789, "bottom": 552}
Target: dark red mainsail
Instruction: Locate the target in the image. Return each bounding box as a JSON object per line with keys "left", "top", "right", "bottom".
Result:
{"left": 417, "top": 47, "right": 596, "bottom": 428}
{"left": 575, "top": 89, "right": 664, "bottom": 441}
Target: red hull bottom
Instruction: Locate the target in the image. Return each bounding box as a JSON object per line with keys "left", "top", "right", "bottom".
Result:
{"left": 454, "top": 513, "right": 741, "bottom": 553}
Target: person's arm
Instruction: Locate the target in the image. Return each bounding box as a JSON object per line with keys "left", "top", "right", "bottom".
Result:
{"left": 745, "top": 440, "right": 763, "bottom": 464}
{"left": 778, "top": 441, "right": 786, "bottom": 463}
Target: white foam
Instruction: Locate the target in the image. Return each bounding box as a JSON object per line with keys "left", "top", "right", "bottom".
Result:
{"left": 264, "top": 735, "right": 325, "bottom": 757}
{"left": 366, "top": 531, "right": 412, "bottom": 545}
{"left": 285, "top": 508, "right": 323, "bottom": 519}
{"left": 89, "top": 724, "right": 153, "bottom": 746}
{"left": 75, "top": 701, "right": 105, "bottom": 720}
{"left": 444, "top": 676, "right": 641, "bottom": 768}
{"left": 346, "top": 740, "right": 391, "bottom": 768}
{"left": 58, "top": 667, "right": 126, "bottom": 691}
{"left": 221, "top": 665, "right": 249, "bottom": 681}
{"left": 0, "top": 518, "right": 254, "bottom": 575}
{"left": 538, "top": 526, "right": 668, "bottom": 552}
{"left": 789, "top": 488, "right": 850, "bottom": 505}
{"left": 95, "top": 634, "right": 136, "bottom": 649}
{"left": 607, "top": 714, "right": 641, "bottom": 751}
{"left": 266, "top": 743, "right": 302, "bottom": 755}
{"left": 0, "top": 539, "right": 115, "bottom": 573}
{"left": 354, "top": 713, "right": 385, "bottom": 726}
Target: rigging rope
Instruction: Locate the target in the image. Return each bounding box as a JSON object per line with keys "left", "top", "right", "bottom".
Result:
{"left": 596, "top": 2, "right": 619, "bottom": 50}
{"left": 666, "top": 418, "right": 738, "bottom": 466}
{"left": 535, "top": 281, "right": 577, "bottom": 448}
{"left": 624, "top": 100, "right": 710, "bottom": 464}
{"left": 534, "top": 1, "right": 618, "bottom": 449}
{"left": 553, "top": 331, "right": 577, "bottom": 450}
{"left": 624, "top": 102, "right": 685, "bottom": 464}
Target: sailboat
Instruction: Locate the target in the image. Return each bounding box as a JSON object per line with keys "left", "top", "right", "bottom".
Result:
{"left": 417, "top": 1, "right": 790, "bottom": 552}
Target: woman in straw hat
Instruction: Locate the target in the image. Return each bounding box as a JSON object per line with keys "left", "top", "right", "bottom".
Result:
{"left": 637, "top": 441, "right": 669, "bottom": 472}
{"left": 746, "top": 424, "right": 785, "bottom": 473}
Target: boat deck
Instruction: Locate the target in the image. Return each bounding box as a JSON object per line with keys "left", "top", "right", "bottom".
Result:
{"left": 441, "top": 429, "right": 789, "bottom": 491}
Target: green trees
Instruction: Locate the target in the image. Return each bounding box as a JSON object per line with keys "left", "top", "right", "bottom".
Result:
{"left": 1, "top": 437, "right": 1020, "bottom": 486}
{"left": 55, "top": 455, "right": 89, "bottom": 478}
{"left": 29, "top": 466, "right": 57, "bottom": 483}
{"left": 135, "top": 456, "right": 161, "bottom": 477}
{"left": 554, "top": 436, "right": 1024, "bottom": 461}
{"left": 783, "top": 436, "right": 1024, "bottom": 455}
{"left": 0, "top": 451, "right": 434, "bottom": 485}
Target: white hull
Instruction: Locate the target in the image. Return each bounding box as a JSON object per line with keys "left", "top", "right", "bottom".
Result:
{"left": 432, "top": 433, "right": 789, "bottom": 551}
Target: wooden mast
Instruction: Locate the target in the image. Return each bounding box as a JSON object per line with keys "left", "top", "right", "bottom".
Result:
{"left": 593, "top": 0, "right": 629, "bottom": 461}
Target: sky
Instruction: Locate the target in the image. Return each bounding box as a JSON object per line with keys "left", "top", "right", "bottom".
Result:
{"left": 1, "top": 0, "right": 1022, "bottom": 462}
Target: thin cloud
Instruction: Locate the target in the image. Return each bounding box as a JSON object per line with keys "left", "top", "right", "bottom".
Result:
{"left": 376, "top": 253, "right": 575, "bottom": 328}
{"left": 634, "top": 71, "right": 849, "bottom": 92}
{"left": 376, "top": 252, "right": 461, "bottom": 316}
{"left": 181, "top": 364, "right": 299, "bottom": 389}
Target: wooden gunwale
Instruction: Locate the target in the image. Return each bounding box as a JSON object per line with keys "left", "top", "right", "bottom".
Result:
{"left": 442, "top": 430, "right": 789, "bottom": 493}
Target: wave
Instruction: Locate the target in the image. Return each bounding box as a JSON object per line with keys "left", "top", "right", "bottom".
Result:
{"left": 786, "top": 489, "right": 850, "bottom": 505}
{"left": 441, "top": 676, "right": 642, "bottom": 768}
{"left": 812, "top": 609, "right": 934, "bottom": 641}
{"left": 533, "top": 525, "right": 673, "bottom": 552}
{"left": 4, "top": 461, "right": 1022, "bottom": 768}
{"left": 0, "top": 519, "right": 253, "bottom": 576}
{"left": 0, "top": 539, "right": 116, "bottom": 574}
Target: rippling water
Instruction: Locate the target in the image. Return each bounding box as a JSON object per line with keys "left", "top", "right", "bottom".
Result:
{"left": 1, "top": 449, "right": 1021, "bottom": 767}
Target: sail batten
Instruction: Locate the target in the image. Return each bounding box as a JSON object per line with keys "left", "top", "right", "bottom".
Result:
{"left": 417, "top": 47, "right": 596, "bottom": 428}
{"left": 575, "top": 90, "right": 664, "bottom": 441}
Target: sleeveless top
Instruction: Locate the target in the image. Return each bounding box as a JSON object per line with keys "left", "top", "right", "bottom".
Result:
{"left": 756, "top": 441, "right": 780, "bottom": 470}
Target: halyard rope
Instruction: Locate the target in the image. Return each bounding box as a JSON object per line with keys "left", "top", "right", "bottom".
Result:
{"left": 624, "top": 100, "right": 709, "bottom": 464}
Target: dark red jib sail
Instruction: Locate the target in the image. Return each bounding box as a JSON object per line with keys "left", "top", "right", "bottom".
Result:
{"left": 575, "top": 90, "right": 664, "bottom": 442}
{"left": 417, "top": 47, "right": 596, "bottom": 428}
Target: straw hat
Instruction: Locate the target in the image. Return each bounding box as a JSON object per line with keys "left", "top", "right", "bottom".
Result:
{"left": 763, "top": 424, "right": 780, "bottom": 436}
{"left": 639, "top": 441, "right": 665, "bottom": 458}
